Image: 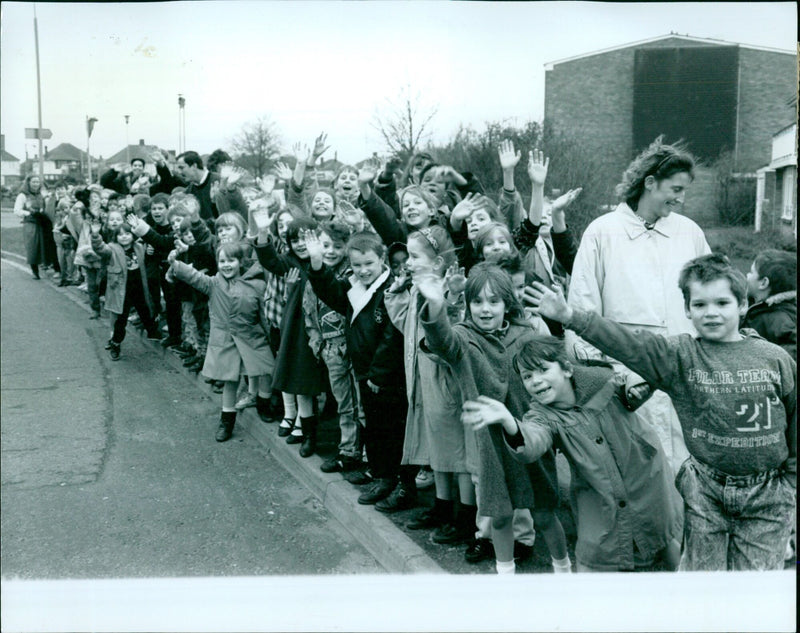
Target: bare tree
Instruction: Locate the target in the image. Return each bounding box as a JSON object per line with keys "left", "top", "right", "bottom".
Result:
{"left": 230, "top": 116, "right": 281, "bottom": 179}
{"left": 371, "top": 85, "right": 438, "bottom": 162}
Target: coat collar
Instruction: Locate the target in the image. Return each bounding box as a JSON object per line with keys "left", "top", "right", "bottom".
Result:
{"left": 571, "top": 365, "right": 619, "bottom": 410}
{"left": 347, "top": 267, "right": 390, "bottom": 323}
{"left": 617, "top": 203, "right": 675, "bottom": 240}
{"left": 765, "top": 290, "right": 796, "bottom": 306}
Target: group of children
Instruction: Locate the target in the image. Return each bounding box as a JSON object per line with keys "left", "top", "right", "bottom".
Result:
{"left": 22, "top": 134, "right": 796, "bottom": 575}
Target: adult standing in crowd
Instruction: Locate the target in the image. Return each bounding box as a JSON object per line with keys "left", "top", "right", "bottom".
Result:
{"left": 14, "top": 174, "right": 59, "bottom": 280}
{"left": 174, "top": 151, "right": 220, "bottom": 226}
{"left": 100, "top": 157, "right": 154, "bottom": 195}
{"left": 566, "top": 136, "right": 711, "bottom": 474}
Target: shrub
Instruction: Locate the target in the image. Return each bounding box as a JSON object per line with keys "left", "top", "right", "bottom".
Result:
{"left": 713, "top": 151, "right": 757, "bottom": 226}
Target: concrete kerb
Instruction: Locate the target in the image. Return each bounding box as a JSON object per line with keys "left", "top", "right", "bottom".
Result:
{"left": 1, "top": 254, "right": 444, "bottom": 575}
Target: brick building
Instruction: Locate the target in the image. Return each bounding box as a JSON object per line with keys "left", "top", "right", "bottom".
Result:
{"left": 544, "top": 34, "right": 797, "bottom": 222}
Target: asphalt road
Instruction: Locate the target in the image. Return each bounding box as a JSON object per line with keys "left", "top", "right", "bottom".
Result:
{"left": 0, "top": 257, "right": 384, "bottom": 578}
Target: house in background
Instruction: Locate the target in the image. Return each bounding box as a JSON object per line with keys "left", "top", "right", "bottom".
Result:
{"left": 103, "top": 140, "right": 164, "bottom": 178}
{"left": 43, "top": 142, "right": 96, "bottom": 183}
{"left": 755, "top": 120, "right": 797, "bottom": 238}
{"left": 544, "top": 33, "right": 797, "bottom": 225}
{"left": 1, "top": 149, "right": 22, "bottom": 188}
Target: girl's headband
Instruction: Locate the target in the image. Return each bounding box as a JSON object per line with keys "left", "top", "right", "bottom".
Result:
{"left": 418, "top": 228, "right": 439, "bottom": 253}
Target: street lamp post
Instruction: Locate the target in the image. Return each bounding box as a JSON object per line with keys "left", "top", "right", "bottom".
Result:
{"left": 125, "top": 115, "right": 130, "bottom": 164}
{"left": 178, "top": 94, "right": 186, "bottom": 154}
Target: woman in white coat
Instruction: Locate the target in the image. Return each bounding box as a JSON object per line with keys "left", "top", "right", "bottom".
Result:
{"left": 566, "top": 136, "right": 711, "bottom": 474}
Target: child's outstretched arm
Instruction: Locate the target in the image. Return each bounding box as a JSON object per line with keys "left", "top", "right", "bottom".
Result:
{"left": 498, "top": 140, "right": 525, "bottom": 228}
{"left": 303, "top": 229, "right": 350, "bottom": 316}
{"left": 417, "top": 272, "right": 467, "bottom": 366}
{"left": 88, "top": 220, "right": 112, "bottom": 261}
{"left": 526, "top": 149, "right": 548, "bottom": 226}
{"left": 549, "top": 188, "right": 582, "bottom": 274}
{"left": 462, "top": 396, "right": 555, "bottom": 462}
{"left": 168, "top": 249, "right": 214, "bottom": 296}
{"left": 526, "top": 281, "right": 680, "bottom": 391}
{"left": 358, "top": 164, "right": 406, "bottom": 246}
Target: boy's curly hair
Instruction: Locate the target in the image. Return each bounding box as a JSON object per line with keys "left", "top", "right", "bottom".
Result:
{"left": 678, "top": 253, "right": 747, "bottom": 310}
{"left": 615, "top": 135, "right": 696, "bottom": 209}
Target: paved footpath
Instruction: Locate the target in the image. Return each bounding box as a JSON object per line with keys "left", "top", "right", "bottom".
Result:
{"left": 1, "top": 257, "right": 384, "bottom": 578}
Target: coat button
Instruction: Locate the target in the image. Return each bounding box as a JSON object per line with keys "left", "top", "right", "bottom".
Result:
{"left": 595, "top": 437, "right": 604, "bottom": 444}
{"left": 618, "top": 500, "right": 626, "bottom": 508}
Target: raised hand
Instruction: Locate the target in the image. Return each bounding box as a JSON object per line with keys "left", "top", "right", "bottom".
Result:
{"left": 498, "top": 139, "right": 522, "bottom": 171}
{"left": 90, "top": 220, "right": 102, "bottom": 235}
{"left": 167, "top": 249, "right": 179, "bottom": 264}
{"left": 461, "top": 396, "right": 516, "bottom": 433}
{"left": 286, "top": 267, "right": 301, "bottom": 285}
{"left": 258, "top": 174, "right": 276, "bottom": 196}
{"left": 551, "top": 187, "right": 582, "bottom": 212}
{"left": 150, "top": 150, "right": 166, "bottom": 166}
{"left": 436, "top": 165, "right": 467, "bottom": 186}
{"left": 382, "top": 155, "right": 403, "bottom": 178}
{"left": 125, "top": 213, "right": 140, "bottom": 229}
{"left": 174, "top": 238, "right": 189, "bottom": 254}
{"left": 527, "top": 149, "right": 549, "bottom": 187}
{"left": 450, "top": 192, "right": 480, "bottom": 223}
{"left": 388, "top": 267, "right": 410, "bottom": 293}
{"left": 444, "top": 263, "right": 466, "bottom": 297}
{"left": 414, "top": 272, "right": 446, "bottom": 312}
{"left": 310, "top": 132, "right": 329, "bottom": 163}
{"left": 250, "top": 199, "right": 276, "bottom": 234}
{"left": 300, "top": 229, "right": 324, "bottom": 270}
{"left": 292, "top": 141, "right": 308, "bottom": 163}
{"left": 358, "top": 160, "right": 379, "bottom": 186}
{"left": 523, "top": 281, "right": 572, "bottom": 323}
{"left": 273, "top": 161, "right": 292, "bottom": 182}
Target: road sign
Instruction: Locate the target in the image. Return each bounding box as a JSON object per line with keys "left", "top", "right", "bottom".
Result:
{"left": 25, "top": 128, "right": 52, "bottom": 140}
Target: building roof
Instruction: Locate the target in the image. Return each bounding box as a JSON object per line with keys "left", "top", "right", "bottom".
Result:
{"left": 1, "top": 149, "right": 20, "bottom": 162}
{"left": 545, "top": 33, "right": 795, "bottom": 69}
{"left": 105, "top": 142, "right": 161, "bottom": 165}
{"left": 44, "top": 142, "right": 90, "bottom": 162}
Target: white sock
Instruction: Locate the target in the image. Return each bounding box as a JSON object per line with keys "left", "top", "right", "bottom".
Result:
{"left": 552, "top": 555, "right": 572, "bottom": 573}
{"left": 282, "top": 392, "right": 298, "bottom": 419}
{"left": 495, "top": 560, "right": 516, "bottom": 575}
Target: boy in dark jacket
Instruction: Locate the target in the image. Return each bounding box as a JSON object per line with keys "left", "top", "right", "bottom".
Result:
{"left": 744, "top": 249, "right": 796, "bottom": 358}
{"left": 305, "top": 230, "right": 416, "bottom": 509}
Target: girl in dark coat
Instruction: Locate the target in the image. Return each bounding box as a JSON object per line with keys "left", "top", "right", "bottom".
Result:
{"left": 254, "top": 213, "right": 326, "bottom": 457}
{"left": 14, "top": 175, "right": 59, "bottom": 279}
{"left": 416, "top": 263, "right": 569, "bottom": 574}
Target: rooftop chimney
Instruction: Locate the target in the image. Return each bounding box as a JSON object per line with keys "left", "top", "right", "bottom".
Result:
{"left": 139, "top": 139, "right": 145, "bottom": 146}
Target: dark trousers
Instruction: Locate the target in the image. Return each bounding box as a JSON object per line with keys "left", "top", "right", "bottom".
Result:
{"left": 192, "top": 300, "right": 210, "bottom": 354}
{"left": 147, "top": 267, "right": 181, "bottom": 338}
{"left": 85, "top": 267, "right": 102, "bottom": 312}
{"left": 113, "top": 273, "right": 159, "bottom": 343}
{"left": 358, "top": 380, "right": 408, "bottom": 481}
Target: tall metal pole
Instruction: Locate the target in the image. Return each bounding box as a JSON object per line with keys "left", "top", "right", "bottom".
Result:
{"left": 178, "top": 94, "right": 186, "bottom": 154}
{"left": 87, "top": 116, "right": 92, "bottom": 184}
{"left": 125, "top": 115, "right": 130, "bottom": 163}
{"left": 33, "top": 4, "right": 44, "bottom": 180}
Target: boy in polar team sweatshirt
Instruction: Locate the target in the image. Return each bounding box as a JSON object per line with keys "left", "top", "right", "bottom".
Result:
{"left": 526, "top": 253, "right": 796, "bottom": 571}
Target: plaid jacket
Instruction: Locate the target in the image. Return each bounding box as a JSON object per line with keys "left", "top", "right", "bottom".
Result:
{"left": 263, "top": 239, "right": 288, "bottom": 329}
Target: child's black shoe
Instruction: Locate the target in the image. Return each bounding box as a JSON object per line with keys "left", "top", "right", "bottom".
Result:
{"left": 108, "top": 342, "right": 121, "bottom": 361}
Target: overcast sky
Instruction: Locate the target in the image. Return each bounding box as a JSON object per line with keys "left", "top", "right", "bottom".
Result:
{"left": 0, "top": 1, "right": 796, "bottom": 165}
